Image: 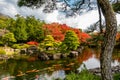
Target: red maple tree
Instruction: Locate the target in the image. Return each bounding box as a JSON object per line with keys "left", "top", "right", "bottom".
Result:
{"left": 43, "top": 22, "right": 91, "bottom": 43}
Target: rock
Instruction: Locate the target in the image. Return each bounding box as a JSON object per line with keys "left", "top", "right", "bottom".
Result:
{"left": 38, "top": 52, "right": 49, "bottom": 61}
{"left": 68, "top": 51, "right": 78, "bottom": 58}
{"left": 61, "top": 54, "right": 67, "bottom": 58}
{"left": 43, "top": 53, "right": 67, "bottom": 60}
{"left": 14, "top": 49, "right": 20, "bottom": 53}
{"left": 48, "top": 54, "right": 53, "bottom": 60}
{"left": 53, "top": 53, "right": 62, "bottom": 60}
{"left": 20, "top": 49, "right": 26, "bottom": 54}
{"left": 0, "top": 55, "right": 9, "bottom": 60}
{"left": 77, "top": 46, "right": 84, "bottom": 53}
{"left": 26, "top": 46, "right": 39, "bottom": 55}
{"left": 48, "top": 47, "right": 54, "bottom": 50}
{"left": 89, "top": 65, "right": 120, "bottom": 76}
{"left": 27, "top": 46, "right": 38, "bottom": 50}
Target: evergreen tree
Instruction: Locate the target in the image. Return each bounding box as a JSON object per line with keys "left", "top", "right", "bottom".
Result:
{"left": 14, "top": 16, "right": 28, "bottom": 42}
{"left": 63, "top": 30, "right": 80, "bottom": 51}
{"left": 26, "top": 16, "right": 45, "bottom": 42}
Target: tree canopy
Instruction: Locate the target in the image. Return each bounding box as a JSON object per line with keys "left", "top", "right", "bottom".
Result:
{"left": 17, "top": 0, "right": 120, "bottom": 16}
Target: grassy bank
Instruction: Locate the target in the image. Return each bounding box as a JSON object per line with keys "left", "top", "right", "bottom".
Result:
{"left": 65, "top": 70, "right": 120, "bottom": 80}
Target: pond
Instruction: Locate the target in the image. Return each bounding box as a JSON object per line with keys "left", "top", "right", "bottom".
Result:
{"left": 0, "top": 48, "right": 120, "bottom": 80}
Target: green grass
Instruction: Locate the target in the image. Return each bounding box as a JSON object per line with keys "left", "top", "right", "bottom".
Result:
{"left": 114, "top": 73, "right": 120, "bottom": 80}
{"left": 66, "top": 70, "right": 120, "bottom": 80}
{"left": 66, "top": 70, "right": 100, "bottom": 80}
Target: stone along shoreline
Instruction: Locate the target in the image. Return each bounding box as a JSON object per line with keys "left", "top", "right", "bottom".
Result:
{"left": 89, "top": 65, "right": 120, "bottom": 76}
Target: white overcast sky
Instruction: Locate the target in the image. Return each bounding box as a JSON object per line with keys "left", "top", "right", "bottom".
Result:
{"left": 0, "top": 0, "right": 120, "bottom": 30}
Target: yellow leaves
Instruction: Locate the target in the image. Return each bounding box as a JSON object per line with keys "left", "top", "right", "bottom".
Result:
{"left": 66, "top": 62, "right": 75, "bottom": 66}
{"left": 16, "top": 69, "right": 40, "bottom": 77}
{"left": 45, "top": 43, "right": 53, "bottom": 46}
{"left": 63, "top": 68, "right": 71, "bottom": 71}
{"left": 26, "top": 69, "right": 40, "bottom": 73}
{"left": 16, "top": 71, "right": 25, "bottom": 77}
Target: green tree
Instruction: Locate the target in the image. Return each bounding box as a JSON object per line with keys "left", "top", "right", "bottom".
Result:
{"left": 2, "top": 32, "right": 16, "bottom": 46}
{"left": 62, "top": 30, "right": 80, "bottom": 51}
{"left": 0, "top": 14, "right": 10, "bottom": 29}
{"left": 13, "top": 16, "right": 28, "bottom": 42}
{"left": 7, "top": 18, "right": 16, "bottom": 31}
{"left": 42, "top": 35, "right": 55, "bottom": 50}
{"left": 25, "top": 16, "right": 45, "bottom": 42}
{"left": 0, "top": 19, "right": 7, "bottom": 29}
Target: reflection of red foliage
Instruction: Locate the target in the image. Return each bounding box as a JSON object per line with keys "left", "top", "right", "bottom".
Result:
{"left": 63, "top": 68, "right": 71, "bottom": 71}
{"left": 53, "top": 64, "right": 62, "bottom": 70}
{"left": 116, "top": 33, "right": 120, "bottom": 41}
{"left": 27, "top": 57, "right": 36, "bottom": 62}
{"left": 117, "top": 58, "right": 120, "bottom": 62}
{"left": 112, "top": 55, "right": 120, "bottom": 62}
{"left": 77, "top": 48, "right": 93, "bottom": 63}
{"left": 27, "top": 41, "right": 38, "bottom": 46}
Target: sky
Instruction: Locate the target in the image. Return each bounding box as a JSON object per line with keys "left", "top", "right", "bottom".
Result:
{"left": 0, "top": 0, "right": 120, "bottom": 30}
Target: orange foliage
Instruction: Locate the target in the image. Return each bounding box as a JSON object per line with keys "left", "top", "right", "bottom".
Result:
{"left": 43, "top": 23, "right": 65, "bottom": 41}
{"left": 80, "top": 32, "right": 91, "bottom": 42}
{"left": 43, "top": 22, "right": 91, "bottom": 43}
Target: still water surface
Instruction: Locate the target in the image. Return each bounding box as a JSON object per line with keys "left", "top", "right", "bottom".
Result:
{"left": 0, "top": 48, "right": 120, "bottom": 80}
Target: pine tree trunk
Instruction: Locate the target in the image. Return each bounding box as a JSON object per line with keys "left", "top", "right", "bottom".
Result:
{"left": 97, "top": 0, "right": 117, "bottom": 80}
{"left": 97, "top": 0, "right": 103, "bottom": 33}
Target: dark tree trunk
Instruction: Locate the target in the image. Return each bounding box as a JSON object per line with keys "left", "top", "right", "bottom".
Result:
{"left": 97, "top": 0, "right": 103, "bottom": 33}
{"left": 98, "top": 0, "right": 117, "bottom": 80}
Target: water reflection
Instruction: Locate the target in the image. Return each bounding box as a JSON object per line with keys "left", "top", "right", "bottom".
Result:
{"left": 82, "top": 55, "right": 100, "bottom": 69}
{"left": 78, "top": 48, "right": 120, "bottom": 70}
{"left": 38, "top": 70, "right": 65, "bottom": 80}
{"left": 0, "top": 58, "right": 79, "bottom": 80}
{"left": 0, "top": 48, "right": 120, "bottom": 80}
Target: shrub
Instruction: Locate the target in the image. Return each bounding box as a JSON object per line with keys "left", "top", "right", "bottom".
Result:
{"left": 27, "top": 41, "right": 38, "bottom": 46}
{"left": 22, "top": 44, "right": 30, "bottom": 48}
{"left": 0, "top": 48, "right": 6, "bottom": 55}
{"left": 41, "top": 35, "right": 55, "bottom": 50}
{"left": 1, "top": 32, "right": 16, "bottom": 46}
{"left": 12, "top": 44, "right": 21, "bottom": 49}
{"left": 12, "top": 44, "right": 30, "bottom": 49}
